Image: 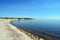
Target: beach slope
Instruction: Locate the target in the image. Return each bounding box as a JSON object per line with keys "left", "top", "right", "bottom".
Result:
{"left": 0, "top": 19, "right": 33, "bottom": 40}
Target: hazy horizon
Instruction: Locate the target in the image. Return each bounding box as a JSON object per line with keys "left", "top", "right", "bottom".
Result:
{"left": 0, "top": 0, "right": 60, "bottom": 19}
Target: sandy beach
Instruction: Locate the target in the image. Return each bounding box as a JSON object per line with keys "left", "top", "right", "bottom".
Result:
{"left": 0, "top": 19, "right": 44, "bottom": 40}
{"left": 0, "top": 19, "right": 34, "bottom": 40}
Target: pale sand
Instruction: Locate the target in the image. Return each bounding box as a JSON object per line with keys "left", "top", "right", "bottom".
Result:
{"left": 0, "top": 19, "right": 34, "bottom": 40}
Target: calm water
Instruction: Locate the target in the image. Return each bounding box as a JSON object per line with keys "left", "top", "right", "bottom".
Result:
{"left": 11, "top": 20, "right": 60, "bottom": 37}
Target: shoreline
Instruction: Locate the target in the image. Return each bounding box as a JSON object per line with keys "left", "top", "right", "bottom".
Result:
{"left": 0, "top": 19, "right": 34, "bottom": 40}
{"left": 8, "top": 19, "right": 35, "bottom": 40}
{"left": 10, "top": 19, "right": 44, "bottom": 40}
{"left": 10, "top": 19, "right": 60, "bottom": 40}
{"left": 0, "top": 19, "right": 59, "bottom": 40}
{"left": 10, "top": 19, "right": 45, "bottom": 40}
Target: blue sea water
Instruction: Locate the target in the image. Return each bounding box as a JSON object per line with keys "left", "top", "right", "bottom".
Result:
{"left": 11, "top": 20, "right": 60, "bottom": 37}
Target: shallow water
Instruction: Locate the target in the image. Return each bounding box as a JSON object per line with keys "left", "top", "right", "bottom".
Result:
{"left": 11, "top": 20, "right": 60, "bottom": 37}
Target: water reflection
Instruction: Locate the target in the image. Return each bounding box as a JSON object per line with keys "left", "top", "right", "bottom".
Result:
{"left": 11, "top": 20, "right": 60, "bottom": 37}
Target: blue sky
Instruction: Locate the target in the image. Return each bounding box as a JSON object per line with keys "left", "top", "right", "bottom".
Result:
{"left": 0, "top": 0, "right": 60, "bottom": 19}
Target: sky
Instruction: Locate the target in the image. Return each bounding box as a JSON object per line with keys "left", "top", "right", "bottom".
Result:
{"left": 0, "top": 0, "right": 60, "bottom": 19}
